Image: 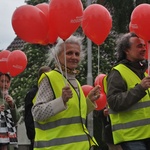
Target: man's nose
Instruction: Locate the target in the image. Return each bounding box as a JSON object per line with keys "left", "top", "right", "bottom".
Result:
{"left": 71, "top": 53, "right": 78, "bottom": 58}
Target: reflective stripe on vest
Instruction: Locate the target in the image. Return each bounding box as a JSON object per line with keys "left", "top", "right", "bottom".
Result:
{"left": 34, "top": 70, "right": 97, "bottom": 150}
{"left": 109, "top": 64, "right": 150, "bottom": 144}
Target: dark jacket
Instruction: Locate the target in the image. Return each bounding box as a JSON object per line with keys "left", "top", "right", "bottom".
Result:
{"left": 107, "top": 59, "right": 148, "bottom": 112}
{"left": 24, "top": 85, "right": 38, "bottom": 140}
{"left": 98, "top": 109, "right": 113, "bottom": 144}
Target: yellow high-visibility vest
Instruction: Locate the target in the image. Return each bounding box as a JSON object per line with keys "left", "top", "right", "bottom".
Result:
{"left": 109, "top": 64, "right": 150, "bottom": 144}
{"left": 34, "top": 70, "right": 97, "bottom": 150}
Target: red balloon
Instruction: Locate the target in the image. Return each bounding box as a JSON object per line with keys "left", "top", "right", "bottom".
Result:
{"left": 82, "top": 85, "right": 94, "bottom": 97}
{"left": 36, "top": 3, "right": 58, "bottom": 44}
{"left": 36, "top": 3, "right": 49, "bottom": 17}
{"left": 12, "top": 5, "right": 49, "bottom": 45}
{"left": 129, "top": 22, "right": 141, "bottom": 41}
{"left": 81, "top": 4, "right": 112, "bottom": 45}
{"left": 0, "top": 50, "right": 11, "bottom": 73}
{"left": 129, "top": 22, "right": 137, "bottom": 33}
{"left": 82, "top": 84, "right": 106, "bottom": 110}
{"left": 49, "top": 0, "right": 83, "bottom": 40}
{"left": 94, "top": 74, "right": 107, "bottom": 110}
{"left": 130, "top": 4, "right": 150, "bottom": 41}
{"left": 95, "top": 93, "right": 107, "bottom": 110}
{"left": 94, "top": 74, "right": 107, "bottom": 94}
{"left": 47, "top": 15, "right": 58, "bottom": 44}
{"left": 7, "top": 50, "right": 27, "bottom": 77}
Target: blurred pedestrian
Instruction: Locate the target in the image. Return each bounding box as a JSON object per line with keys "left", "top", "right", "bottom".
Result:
{"left": 24, "top": 66, "right": 51, "bottom": 150}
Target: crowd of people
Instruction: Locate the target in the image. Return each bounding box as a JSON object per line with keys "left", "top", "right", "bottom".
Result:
{"left": 1, "top": 32, "right": 150, "bottom": 150}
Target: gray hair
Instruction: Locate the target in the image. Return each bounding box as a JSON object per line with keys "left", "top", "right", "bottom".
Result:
{"left": 48, "top": 35, "right": 86, "bottom": 65}
{"left": 116, "top": 32, "right": 138, "bottom": 62}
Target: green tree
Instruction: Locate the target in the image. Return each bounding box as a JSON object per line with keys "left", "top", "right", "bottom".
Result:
{"left": 25, "top": 0, "right": 48, "bottom": 5}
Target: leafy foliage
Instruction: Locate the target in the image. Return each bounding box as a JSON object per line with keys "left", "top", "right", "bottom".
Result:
{"left": 25, "top": 0, "right": 48, "bottom": 5}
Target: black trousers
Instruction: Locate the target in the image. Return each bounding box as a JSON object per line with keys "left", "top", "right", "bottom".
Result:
{"left": 29, "top": 139, "right": 34, "bottom": 150}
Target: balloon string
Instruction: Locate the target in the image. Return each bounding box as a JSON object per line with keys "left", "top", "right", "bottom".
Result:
{"left": 48, "top": 45, "right": 67, "bottom": 85}
{"left": 97, "top": 45, "right": 100, "bottom": 75}
{"left": 148, "top": 42, "right": 150, "bottom": 75}
{"left": 64, "top": 40, "right": 68, "bottom": 80}
{"left": 2, "top": 76, "right": 6, "bottom": 104}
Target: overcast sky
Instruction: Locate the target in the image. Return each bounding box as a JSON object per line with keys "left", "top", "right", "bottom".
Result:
{"left": 0, "top": 0, "right": 26, "bottom": 50}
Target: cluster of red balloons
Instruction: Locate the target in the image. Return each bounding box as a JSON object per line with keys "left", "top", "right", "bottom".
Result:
{"left": 0, "top": 50, "right": 27, "bottom": 77}
{"left": 81, "top": 74, "right": 107, "bottom": 110}
{"left": 12, "top": 1, "right": 112, "bottom": 46}
{"left": 12, "top": 0, "right": 83, "bottom": 45}
{"left": 130, "top": 3, "right": 150, "bottom": 42}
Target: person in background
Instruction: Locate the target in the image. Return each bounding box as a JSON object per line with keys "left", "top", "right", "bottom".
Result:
{"left": 24, "top": 66, "right": 51, "bottom": 150}
{"left": 0, "top": 73, "right": 20, "bottom": 150}
{"left": 98, "top": 107, "right": 122, "bottom": 150}
{"left": 32, "top": 35, "right": 101, "bottom": 150}
{"left": 93, "top": 109, "right": 109, "bottom": 150}
{"left": 107, "top": 32, "right": 150, "bottom": 150}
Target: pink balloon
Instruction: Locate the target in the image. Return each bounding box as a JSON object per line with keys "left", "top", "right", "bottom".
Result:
{"left": 82, "top": 4, "right": 112, "bottom": 45}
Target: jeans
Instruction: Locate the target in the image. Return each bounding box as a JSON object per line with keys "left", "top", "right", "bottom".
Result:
{"left": 121, "top": 139, "right": 150, "bottom": 150}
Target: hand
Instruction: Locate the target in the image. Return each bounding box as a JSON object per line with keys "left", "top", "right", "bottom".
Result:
{"left": 0, "top": 104, "right": 5, "bottom": 111}
{"left": 140, "top": 76, "right": 150, "bottom": 90}
{"left": 62, "top": 84, "right": 73, "bottom": 104}
{"left": 87, "top": 85, "right": 101, "bottom": 102}
{"left": 5, "top": 95, "right": 15, "bottom": 108}
{"left": 103, "top": 108, "right": 109, "bottom": 117}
